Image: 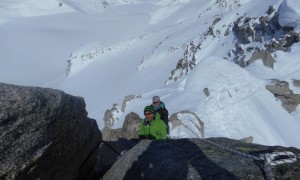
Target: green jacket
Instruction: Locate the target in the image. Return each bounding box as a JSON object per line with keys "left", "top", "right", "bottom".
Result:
{"left": 139, "top": 113, "right": 167, "bottom": 140}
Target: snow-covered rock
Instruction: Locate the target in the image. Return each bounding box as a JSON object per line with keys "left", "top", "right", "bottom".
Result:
{"left": 278, "top": 0, "right": 300, "bottom": 32}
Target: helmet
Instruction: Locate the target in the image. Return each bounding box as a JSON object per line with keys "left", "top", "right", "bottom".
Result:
{"left": 152, "top": 96, "right": 160, "bottom": 103}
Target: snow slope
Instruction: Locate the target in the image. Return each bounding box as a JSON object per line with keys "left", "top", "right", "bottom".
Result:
{"left": 0, "top": 0, "right": 74, "bottom": 24}
{"left": 1, "top": 0, "right": 300, "bottom": 148}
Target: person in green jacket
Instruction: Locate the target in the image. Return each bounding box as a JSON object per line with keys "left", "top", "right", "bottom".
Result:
{"left": 139, "top": 105, "right": 167, "bottom": 140}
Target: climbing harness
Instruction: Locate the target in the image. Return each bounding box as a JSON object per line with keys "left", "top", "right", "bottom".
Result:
{"left": 201, "top": 139, "right": 298, "bottom": 180}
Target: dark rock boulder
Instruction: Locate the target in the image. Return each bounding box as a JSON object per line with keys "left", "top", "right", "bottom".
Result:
{"left": 95, "top": 112, "right": 140, "bottom": 179}
{"left": 203, "top": 87, "right": 210, "bottom": 97}
{"left": 103, "top": 138, "right": 300, "bottom": 180}
{"left": 0, "top": 83, "right": 102, "bottom": 180}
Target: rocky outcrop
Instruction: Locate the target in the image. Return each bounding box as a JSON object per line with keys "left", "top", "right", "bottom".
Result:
{"left": 169, "top": 111, "right": 204, "bottom": 138}
{"left": 103, "top": 138, "right": 300, "bottom": 180}
{"left": 103, "top": 95, "right": 141, "bottom": 128}
{"left": 166, "top": 42, "right": 199, "bottom": 85}
{"left": 102, "top": 112, "right": 140, "bottom": 141}
{"left": 266, "top": 80, "right": 300, "bottom": 113}
{"left": 103, "top": 103, "right": 119, "bottom": 128}
{"left": 231, "top": 5, "right": 300, "bottom": 67}
{"left": 238, "top": 136, "right": 254, "bottom": 143}
{"left": 248, "top": 50, "right": 276, "bottom": 68}
{"left": 203, "top": 87, "right": 210, "bottom": 97}
{"left": 120, "top": 112, "right": 141, "bottom": 140}
{"left": 121, "top": 95, "right": 141, "bottom": 113}
{"left": 0, "top": 83, "right": 102, "bottom": 180}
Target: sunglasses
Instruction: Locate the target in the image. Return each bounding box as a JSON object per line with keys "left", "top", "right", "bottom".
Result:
{"left": 144, "top": 113, "right": 152, "bottom": 116}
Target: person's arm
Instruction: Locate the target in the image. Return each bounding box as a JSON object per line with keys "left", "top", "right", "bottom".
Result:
{"left": 163, "top": 108, "right": 169, "bottom": 134}
{"left": 158, "top": 120, "right": 167, "bottom": 139}
{"left": 163, "top": 108, "right": 168, "bottom": 122}
{"left": 139, "top": 119, "right": 146, "bottom": 139}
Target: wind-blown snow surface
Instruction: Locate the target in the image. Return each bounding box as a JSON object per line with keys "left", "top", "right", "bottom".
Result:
{"left": 278, "top": 0, "right": 300, "bottom": 32}
{"left": 1, "top": 0, "right": 300, "bottom": 148}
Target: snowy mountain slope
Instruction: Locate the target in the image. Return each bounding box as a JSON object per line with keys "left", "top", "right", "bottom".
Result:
{"left": 0, "top": 0, "right": 74, "bottom": 24}
{"left": 0, "top": 0, "right": 140, "bottom": 25}
{"left": 279, "top": 0, "right": 300, "bottom": 31}
{"left": 0, "top": 0, "right": 300, "bottom": 148}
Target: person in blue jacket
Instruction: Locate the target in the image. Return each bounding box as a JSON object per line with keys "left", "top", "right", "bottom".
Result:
{"left": 150, "top": 96, "right": 169, "bottom": 134}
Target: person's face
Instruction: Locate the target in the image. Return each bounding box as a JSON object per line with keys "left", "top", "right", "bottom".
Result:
{"left": 153, "top": 101, "right": 160, "bottom": 107}
{"left": 144, "top": 111, "right": 154, "bottom": 121}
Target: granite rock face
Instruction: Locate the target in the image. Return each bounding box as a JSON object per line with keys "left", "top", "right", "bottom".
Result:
{"left": 103, "top": 138, "right": 300, "bottom": 180}
{"left": 96, "top": 112, "right": 140, "bottom": 178}
{"left": 0, "top": 83, "right": 102, "bottom": 180}
{"left": 102, "top": 112, "right": 140, "bottom": 141}
{"left": 231, "top": 5, "right": 300, "bottom": 67}
{"left": 266, "top": 80, "right": 300, "bottom": 113}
